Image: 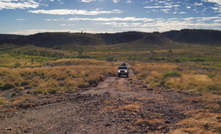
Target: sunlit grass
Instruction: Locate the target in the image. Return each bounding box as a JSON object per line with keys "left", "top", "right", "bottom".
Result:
{"left": 131, "top": 62, "right": 221, "bottom": 92}
{"left": 0, "top": 59, "right": 118, "bottom": 97}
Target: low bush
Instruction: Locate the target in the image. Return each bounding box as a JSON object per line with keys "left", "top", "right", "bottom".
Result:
{"left": 2, "top": 83, "right": 15, "bottom": 90}
{"left": 20, "top": 81, "right": 30, "bottom": 86}
{"left": 163, "top": 71, "right": 182, "bottom": 79}
{"left": 207, "top": 84, "right": 221, "bottom": 92}
{"left": 48, "top": 89, "right": 58, "bottom": 94}
{"left": 88, "top": 79, "right": 98, "bottom": 86}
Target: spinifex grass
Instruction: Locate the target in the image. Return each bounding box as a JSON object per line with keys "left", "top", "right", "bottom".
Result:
{"left": 131, "top": 62, "right": 221, "bottom": 92}
{"left": 0, "top": 59, "right": 118, "bottom": 98}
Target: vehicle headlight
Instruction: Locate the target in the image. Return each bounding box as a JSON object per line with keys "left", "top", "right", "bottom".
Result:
{"left": 125, "top": 70, "right": 128, "bottom": 73}
{"left": 118, "top": 70, "right": 120, "bottom": 73}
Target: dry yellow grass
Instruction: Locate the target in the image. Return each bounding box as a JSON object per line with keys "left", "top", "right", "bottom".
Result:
{"left": 118, "top": 102, "right": 143, "bottom": 112}
{"left": 131, "top": 62, "right": 221, "bottom": 93}
{"left": 0, "top": 59, "right": 118, "bottom": 97}
{"left": 136, "top": 118, "right": 164, "bottom": 126}
{"left": 172, "top": 110, "right": 221, "bottom": 134}
{"left": 119, "top": 104, "right": 140, "bottom": 112}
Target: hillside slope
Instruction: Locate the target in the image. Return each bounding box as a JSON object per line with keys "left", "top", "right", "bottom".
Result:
{"left": 0, "top": 32, "right": 146, "bottom": 48}
{"left": 0, "top": 32, "right": 105, "bottom": 47}
{"left": 116, "top": 33, "right": 180, "bottom": 49}
{"left": 1, "top": 29, "right": 221, "bottom": 48}
{"left": 163, "top": 29, "right": 221, "bottom": 45}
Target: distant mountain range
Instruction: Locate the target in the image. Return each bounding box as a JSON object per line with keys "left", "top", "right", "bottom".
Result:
{"left": 0, "top": 29, "right": 221, "bottom": 48}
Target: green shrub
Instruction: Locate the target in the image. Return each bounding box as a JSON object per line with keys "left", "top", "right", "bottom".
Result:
{"left": 0, "top": 99, "right": 4, "bottom": 105}
{"left": 20, "top": 81, "right": 30, "bottom": 86}
{"left": 175, "top": 59, "right": 181, "bottom": 62}
{"left": 208, "top": 74, "right": 217, "bottom": 78}
{"left": 207, "top": 84, "right": 220, "bottom": 91}
{"left": 48, "top": 89, "right": 58, "bottom": 94}
{"left": 2, "top": 83, "right": 15, "bottom": 90}
{"left": 106, "top": 56, "right": 115, "bottom": 61}
{"left": 11, "top": 92, "right": 16, "bottom": 97}
{"left": 163, "top": 71, "right": 182, "bottom": 79}
{"left": 0, "top": 83, "right": 2, "bottom": 89}
{"left": 57, "top": 76, "right": 66, "bottom": 81}
{"left": 88, "top": 79, "right": 98, "bottom": 86}
{"left": 14, "top": 62, "right": 21, "bottom": 68}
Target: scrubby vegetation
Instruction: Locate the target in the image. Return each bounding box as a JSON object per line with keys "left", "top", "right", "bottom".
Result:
{"left": 130, "top": 62, "right": 221, "bottom": 92}
{"left": 0, "top": 59, "right": 117, "bottom": 95}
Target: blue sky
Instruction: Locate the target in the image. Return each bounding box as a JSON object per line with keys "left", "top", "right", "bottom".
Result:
{"left": 1, "top": 0, "right": 221, "bottom": 35}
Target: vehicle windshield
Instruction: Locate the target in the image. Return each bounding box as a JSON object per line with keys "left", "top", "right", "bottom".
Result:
{"left": 118, "top": 66, "right": 127, "bottom": 69}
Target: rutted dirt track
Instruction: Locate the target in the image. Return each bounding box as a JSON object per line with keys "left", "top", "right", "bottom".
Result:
{"left": 0, "top": 77, "right": 221, "bottom": 134}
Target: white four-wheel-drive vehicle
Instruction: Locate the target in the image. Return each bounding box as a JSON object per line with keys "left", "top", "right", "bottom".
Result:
{"left": 118, "top": 65, "right": 129, "bottom": 78}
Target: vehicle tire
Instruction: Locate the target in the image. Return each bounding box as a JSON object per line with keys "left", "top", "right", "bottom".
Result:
{"left": 118, "top": 74, "right": 121, "bottom": 77}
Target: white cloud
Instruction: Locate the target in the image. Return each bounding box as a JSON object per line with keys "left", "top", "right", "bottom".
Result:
{"left": 203, "top": 0, "right": 221, "bottom": 5}
{"left": 16, "top": 18, "right": 27, "bottom": 21}
{"left": 28, "top": 9, "right": 123, "bottom": 15}
{"left": 60, "top": 24, "right": 75, "bottom": 26}
{"left": 186, "top": 6, "right": 191, "bottom": 9}
{"left": 126, "top": 0, "right": 131, "bottom": 3}
{"left": 113, "top": 0, "right": 119, "bottom": 3}
{"left": 0, "top": 0, "right": 39, "bottom": 10}
{"left": 80, "top": 0, "right": 96, "bottom": 2}
{"left": 194, "top": 2, "right": 203, "bottom": 6}
{"left": 160, "top": 9, "right": 171, "bottom": 13}
{"left": 100, "top": 22, "right": 142, "bottom": 27}
{"left": 98, "top": 16, "right": 221, "bottom": 32}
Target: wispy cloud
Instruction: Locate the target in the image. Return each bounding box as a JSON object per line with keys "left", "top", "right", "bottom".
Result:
{"left": 144, "top": 0, "right": 181, "bottom": 14}
{"left": 8, "top": 28, "right": 119, "bottom": 35}
{"left": 79, "top": 0, "right": 124, "bottom": 3}
{"left": 203, "top": 0, "right": 221, "bottom": 5}
{"left": 98, "top": 17, "right": 221, "bottom": 32}
{"left": 16, "top": 18, "right": 27, "bottom": 21}
{"left": 80, "top": 0, "right": 96, "bottom": 3}
{"left": 28, "top": 9, "right": 123, "bottom": 15}
{"left": 45, "top": 17, "right": 154, "bottom": 22}
{"left": 0, "top": 0, "right": 40, "bottom": 10}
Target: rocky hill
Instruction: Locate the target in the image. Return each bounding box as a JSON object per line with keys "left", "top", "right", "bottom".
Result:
{"left": 163, "top": 29, "right": 221, "bottom": 45}
{"left": 0, "top": 29, "right": 221, "bottom": 48}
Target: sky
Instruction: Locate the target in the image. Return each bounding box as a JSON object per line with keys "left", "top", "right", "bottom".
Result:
{"left": 1, "top": 0, "right": 221, "bottom": 35}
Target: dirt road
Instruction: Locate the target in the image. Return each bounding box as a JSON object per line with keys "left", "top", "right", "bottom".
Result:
{"left": 0, "top": 77, "right": 220, "bottom": 134}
